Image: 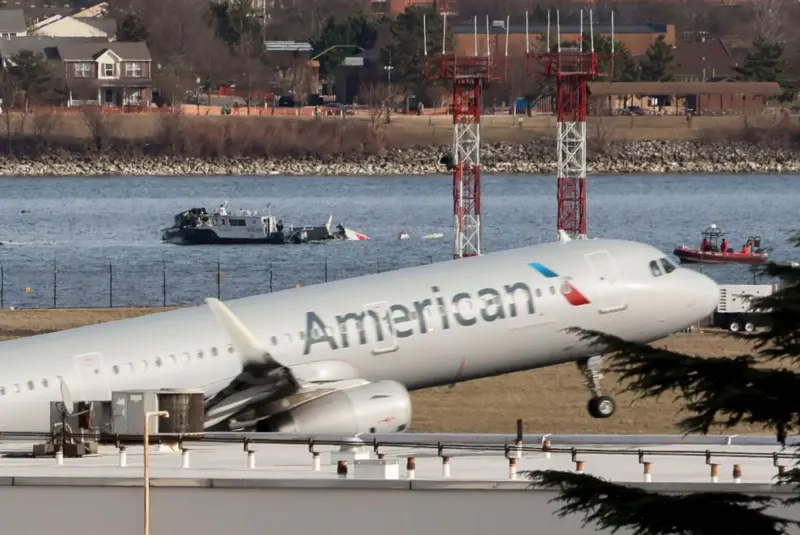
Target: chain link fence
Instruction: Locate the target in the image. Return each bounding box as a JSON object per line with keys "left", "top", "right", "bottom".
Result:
{"left": 0, "top": 256, "right": 439, "bottom": 309}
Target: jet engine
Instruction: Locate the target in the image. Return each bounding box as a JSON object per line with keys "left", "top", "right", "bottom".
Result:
{"left": 258, "top": 380, "right": 411, "bottom": 435}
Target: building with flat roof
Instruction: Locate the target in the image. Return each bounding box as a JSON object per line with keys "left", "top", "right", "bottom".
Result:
{"left": 453, "top": 21, "right": 675, "bottom": 59}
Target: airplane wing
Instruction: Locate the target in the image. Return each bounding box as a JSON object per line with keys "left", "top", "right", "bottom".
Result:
{"left": 205, "top": 297, "right": 303, "bottom": 387}
{"left": 203, "top": 298, "right": 365, "bottom": 431}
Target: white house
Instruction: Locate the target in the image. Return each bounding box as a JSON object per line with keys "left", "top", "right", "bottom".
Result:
{"left": 32, "top": 15, "right": 116, "bottom": 39}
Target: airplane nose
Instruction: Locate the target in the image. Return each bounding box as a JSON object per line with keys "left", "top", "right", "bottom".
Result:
{"left": 686, "top": 269, "right": 720, "bottom": 317}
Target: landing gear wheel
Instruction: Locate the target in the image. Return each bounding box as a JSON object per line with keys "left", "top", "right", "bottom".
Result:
{"left": 588, "top": 396, "right": 616, "bottom": 419}
{"left": 744, "top": 322, "right": 755, "bottom": 333}
{"left": 578, "top": 357, "right": 616, "bottom": 419}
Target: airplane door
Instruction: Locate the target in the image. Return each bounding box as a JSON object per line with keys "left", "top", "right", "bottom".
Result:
{"left": 583, "top": 250, "right": 627, "bottom": 314}
{"left": 364, "top": 302, "right": 398, "bottom": 355}
{"left": 72, "top": 353, "right": 111, "bottom": 401}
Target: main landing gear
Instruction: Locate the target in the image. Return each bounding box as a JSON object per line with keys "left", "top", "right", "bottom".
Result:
{"left": 578, "top": 356, "right": 616, "bottom": 419}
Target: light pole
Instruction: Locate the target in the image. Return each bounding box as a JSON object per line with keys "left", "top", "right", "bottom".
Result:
{"left": 384, "top": 51, "right": 394, "bottom": 121}
{"left": 144, "top": 410, "right": 169, "bottom": 535}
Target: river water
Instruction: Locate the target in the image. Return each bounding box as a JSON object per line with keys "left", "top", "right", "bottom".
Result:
{"left": 0, "top": 173, "right": 793, "bottom": 308}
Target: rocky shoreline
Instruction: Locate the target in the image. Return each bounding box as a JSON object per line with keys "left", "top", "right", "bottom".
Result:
{"left": 1, "top": 140, "right": 799, "bottom": 176}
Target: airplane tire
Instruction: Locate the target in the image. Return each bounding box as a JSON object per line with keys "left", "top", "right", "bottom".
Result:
{"left": 588, "top": 396, "right": 616, "bottom": 419}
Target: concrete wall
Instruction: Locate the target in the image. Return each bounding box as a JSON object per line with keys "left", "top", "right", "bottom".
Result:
{"left": 3, "top": 478, "right": 800, "bottom": 535}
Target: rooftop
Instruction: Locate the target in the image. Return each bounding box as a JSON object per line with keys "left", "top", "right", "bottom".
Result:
{"left": 0, "top": 433, "right": 794, "bottom": 488}
{"left": 589, "top": 81, "right": 784, "bottom": 96}
{"left": 0, "top": 8, "right": 26, "bottom": 33}
{"left": 452, "top": 22, "right": 670, "bottom": 35}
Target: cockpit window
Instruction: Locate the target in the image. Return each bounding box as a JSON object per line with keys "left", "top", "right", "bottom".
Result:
{"left": 660, "top": 257, "right": 677, "bottom": 274}
{"left": 649, "top": 260, "right": 663, "bottom": 277}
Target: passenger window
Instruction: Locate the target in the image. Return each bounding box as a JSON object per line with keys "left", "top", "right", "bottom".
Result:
{"left": 535, "top": 289, "right": 542, "bottom": 297}
{"left": 549, "top": 286, "right": 556, "bottom": 295}
{"left": 298, "top": 331, "right": 306, "bottom": 340}
{"left": 155, "top": 357, "right": 162, "bottom": 367}
{"left": 270, "top": 336, "right": 278, "bottom": 345}
{"left": 0, "top": 387, "right": 5, "bottom": 395}
{"left": 649, "top": 260, "right": 663, "bottom": 277}
{"left": 112, "top": 365, "right": 120, "bottom": 374}
{"left": 27, "top": 381, "right": 34, "bottom": 390}
{"left": 210, "top": 347, "right": 219, "bottom": 357}
{"left": 197, "top": 350, "right": 204, "bottom": 359}
{"left": 227, "top": 345, "right": 235, "bottom": 354}
{"left": 661, "top": 257, "right": 677, "bottom": 274}
{"left": 41, "top": 379, "right": 49, "bottom": 388}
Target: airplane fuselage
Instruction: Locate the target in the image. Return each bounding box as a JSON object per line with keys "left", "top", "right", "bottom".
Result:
{"left": 0, "top": 238, "right": 719, "bottom": 432}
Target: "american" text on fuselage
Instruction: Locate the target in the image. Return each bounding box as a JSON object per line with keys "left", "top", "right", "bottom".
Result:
{"left": 302, "top": 282, "right": 536, "bottom": 355}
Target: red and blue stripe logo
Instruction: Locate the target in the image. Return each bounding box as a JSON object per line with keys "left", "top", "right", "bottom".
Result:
{"left": 528, "top": 262, "right": 591, "bottom": 307}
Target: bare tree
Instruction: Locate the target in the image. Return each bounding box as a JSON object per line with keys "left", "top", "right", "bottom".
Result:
{"left": 267, "top": 0, "right": 366, "bottom": 41}
{"left": 154, "top": 61, "right": 196, "bottom": 110}
{"left": 0, "top": 70, "right": 19, "bottom": 154}
{"left": 80, "top": 106, "right": 119, "bottom": 151}
{"left": 746, "top": 0, "right": 789, "bottom": 42}
{"left": 360, "top": 82, "right": 398, "bottom": 136}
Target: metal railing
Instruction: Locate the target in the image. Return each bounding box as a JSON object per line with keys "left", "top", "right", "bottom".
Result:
{"left": 0, "top": 257, "right": 440, "bottom": 309}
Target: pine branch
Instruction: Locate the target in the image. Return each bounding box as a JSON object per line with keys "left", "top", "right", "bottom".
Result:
{"left": 525, "top": 470, "right": 799, "bottom": 535}
{"left": 566, "top": 328, "right": 800, "bottom": 444}
{"left": 778, "top": 466, "right": 800, "bottom": 504}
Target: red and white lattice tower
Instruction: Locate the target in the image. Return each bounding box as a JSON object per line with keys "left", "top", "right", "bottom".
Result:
{"left": 424, "top": 15, "right": 508, "bottom": 259}
{"left": 525, "top": 9, "right": 605, "bottom": 240}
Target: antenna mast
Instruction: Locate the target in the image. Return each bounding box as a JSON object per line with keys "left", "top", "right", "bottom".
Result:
{"left": 525, "top": 9, "right": 613, "bottom": 240}
{"left": 424, "top": 14, "right": 509, "bottom": 259}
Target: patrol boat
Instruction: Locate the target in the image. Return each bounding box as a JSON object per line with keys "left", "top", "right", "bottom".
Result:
{"left": 161, "top": 202, "right": 370, "bottom": 245}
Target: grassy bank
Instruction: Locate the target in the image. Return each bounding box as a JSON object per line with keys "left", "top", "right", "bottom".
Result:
{"left": 2, "top": 111, "right": 797, "bottom": 159}
{"left": 0, "top": 307, "right": 780, "bottom": 435}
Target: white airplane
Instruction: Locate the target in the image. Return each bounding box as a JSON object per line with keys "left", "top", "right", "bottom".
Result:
{"left": 0, "top": 235, "right": 718, "bottom": 434}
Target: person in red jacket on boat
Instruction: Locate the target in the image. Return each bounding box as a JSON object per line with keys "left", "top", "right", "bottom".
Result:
{"left": 741, "top": 240, "right": 752, "bottom": 255}
{"left": 720, "top": 238, "right": 729, "bottom": 254}
{"left": 701, "top": 237, "right": 710, "bottom": 251}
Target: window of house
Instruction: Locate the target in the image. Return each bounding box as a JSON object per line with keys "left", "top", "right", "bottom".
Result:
{"left": 125, "top": 62, "right": 142, "bottom": 77}
{"left": 74, "top": 62, "right": 92, "bottom": 78}
{"left": 101, "top": 63, "right": 114, "bottom": 77}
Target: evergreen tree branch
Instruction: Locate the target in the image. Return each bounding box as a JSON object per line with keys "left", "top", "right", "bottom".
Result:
{"left": 524, "top": 470, "right": 799, "bottom": 535}
{"left": 750, "top": 235, "right": 800, "bottom": 360}
{"left": 565, "top": 328, "right": 800, "bottom": 444}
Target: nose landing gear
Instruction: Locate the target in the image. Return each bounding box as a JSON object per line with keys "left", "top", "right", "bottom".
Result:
{"left": 578, "top": 356, "right": 617, "bottom": 419}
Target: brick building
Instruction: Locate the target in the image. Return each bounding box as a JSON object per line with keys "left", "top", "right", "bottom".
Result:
{"left": 589, "top": 81, "right": 782, "bottom": 114}
{"left": 452, "top": 20, "right": 675, "bottom": 60}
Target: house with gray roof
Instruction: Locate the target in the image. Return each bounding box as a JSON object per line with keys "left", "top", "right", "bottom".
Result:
{"left": 0, "top": 9, "right": 28, "bottom": 37}
{"left": 56, "top": 41, "right": 152, "bottom": 106}
{"left": 0, "top": 36, "right": 108, "bottom": 68}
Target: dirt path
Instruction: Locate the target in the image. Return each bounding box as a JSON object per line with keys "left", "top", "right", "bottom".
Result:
{"left": 0, "top": 308, "right": 775, "bottom": 435}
